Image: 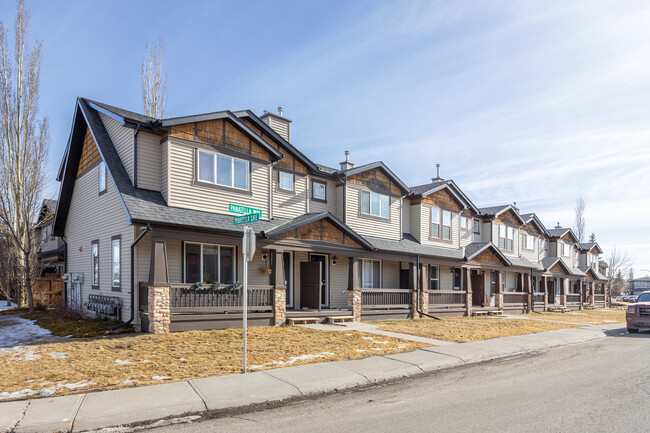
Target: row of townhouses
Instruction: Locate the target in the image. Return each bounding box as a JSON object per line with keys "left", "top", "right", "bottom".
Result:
{"left": 50, "top": 98, "right": 608, "bottom": 332}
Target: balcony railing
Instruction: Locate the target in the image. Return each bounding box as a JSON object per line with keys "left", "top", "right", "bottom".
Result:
{"left": 566, "top": 293, "right": 581, "bottom": 305}
{"left": 361, "top": 289, "right": 412, "bottom": 310}
{"left": 503, "top": 292, "right": 528, "bottom": 305}
{"left": 428, "top": 290, "right": 466, "bottom": 306}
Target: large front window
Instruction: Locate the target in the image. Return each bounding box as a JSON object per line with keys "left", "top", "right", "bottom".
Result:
{"left": 361, "top": 191, "right": 389, "bottom": 218}
{"left": 198, "top": 150, "right": 249, "bottom": 190}
{"left": 431, "top": 208, "right": 452, "bottom": 241}
{"left": 361, "top": 259, "right": 381, "bottom": 288}
{"left": 499, "top": 225, "right": 514, "bottom": 251}
{"left": 184, "top": 243, "right": 235, "bottom": 284}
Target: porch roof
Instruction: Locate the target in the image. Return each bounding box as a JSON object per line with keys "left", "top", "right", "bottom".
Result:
{"left": 365, "top": 234, "right": 465, "bottom": 260}
{"left": 541, "top": 257, "right": 574, "bottom": 275}
{"left": 464, "top": 242, "right": 512, "bottom": 266}
{"left": 508, "top": 255, "right": 544, "bottom": 271}
{"left": 578, "top": 265, "right": 607, "bottom": 281}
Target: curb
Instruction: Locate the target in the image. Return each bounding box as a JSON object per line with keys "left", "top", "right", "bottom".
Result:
{"left": 0, "top": 324, "right": 622, "bottom": 432}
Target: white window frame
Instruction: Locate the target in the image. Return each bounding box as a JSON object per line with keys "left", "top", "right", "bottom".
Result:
{"left": 278, "top": 171, "right": 294, "bottom": 191}
{"left": 361, "top": 259, "right": 382, "bottom": 289}
{"left": 312, "top": 180, "right": 326, "bottom": 201}
{"left": 522, "top": 233, "right": 535, "bottom": 251}
{"left": 98, "top": 161, "right": 107, "bottom": 193}
{"left": 360, "top": 191, "right": 390, "bottom": 219}
{"left": 183, "top": 242, "right": 237, "bottom": 284}
{"left": 473, "top": 219, "right": 480, "bottom": 235}
{"left": 111, "top": 237, "right": 121, "bottom": 288}
{"left": 91, "top": 241, "right": 99, "bottom": 287}
{"left": 197, "top": 150, "right": 249, "bottom": 191}
{"left": 460, "top": 216, "right": 468, "bottom": 231}
{"left": 442, "top": 210, "right": 452, "bottom": 241}
{"left": 429, "top": 265, "right": 439, "bottom": 290}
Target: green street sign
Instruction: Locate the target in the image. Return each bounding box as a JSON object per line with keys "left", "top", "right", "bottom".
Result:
{"left": 229, "top": 203, "right": 262, "bottom": 217}
{"left": 234, "top": 213, "right": 260, "bottom": 225}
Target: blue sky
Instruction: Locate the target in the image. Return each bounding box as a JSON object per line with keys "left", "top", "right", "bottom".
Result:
{"left": 2, "top": 0, "right": 649, "bottom": 275}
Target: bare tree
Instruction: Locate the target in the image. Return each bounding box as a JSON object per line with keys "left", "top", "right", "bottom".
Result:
{"left": 606, "top": 247, "right": 633, "bottom": 299}
{"left": 0, "top": 0, "right": 49, "bottom": 312}
{"left": 573, "top": 196, "right": 586, "bottom": 243}
{"left": 588, "top": 232, "right": 596, "bottom": 243}
{"left": 141, "top": 37, "right": 167, "bottom": 118}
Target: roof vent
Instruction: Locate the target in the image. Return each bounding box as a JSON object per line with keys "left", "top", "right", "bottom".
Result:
{"left": 431, "top": 163, "right": 444, "bottom": 182}
{"left": 555, "top": 222, "right": 562, "bottom": 229}
{"left": 277, "top": 106, "right": 284, "bottom": 117}
{"left": 513, "top": 201, "right": 520, "bottom": 214}
{"left": 340, "top": 150, "right": 354, "bottom": 171}
{"left": 260, "top": 108, "right": 291, "bottom": 142}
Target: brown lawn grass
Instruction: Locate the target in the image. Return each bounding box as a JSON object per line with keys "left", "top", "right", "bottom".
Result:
{"left": 20, "top": 310, "right": 130, "bottom": 338}
{"left": 529, "top": 308, "right": 625, "bottom": 324}
{"left": 371, "top": 316, "right": 580, "bottom": 343}
{"left": 0, "top": 326, "right": 425, "bottom": 401}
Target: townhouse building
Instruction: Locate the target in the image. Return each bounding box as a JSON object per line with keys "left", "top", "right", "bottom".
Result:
{"left": 52, "top": 98, "right": 608, "bottom": 332}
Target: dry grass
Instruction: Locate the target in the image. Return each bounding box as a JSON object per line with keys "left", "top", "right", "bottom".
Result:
{"left": 529, "top": 308, "right": 625, "bottom": 324}
{"left": 20, "top": 310, "right": 130, "bottom": 338}
{"left": 0, "top": 326, "right": 425, "bottom": 401}
{"left": 371, "top": 316, "right": 580, "bottom": 343}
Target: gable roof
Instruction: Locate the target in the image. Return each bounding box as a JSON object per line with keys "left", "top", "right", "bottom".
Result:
{"left": 578, "top": 242, "right": 603, "bottom": 254}
{"left": 478, "top": 204, "right": 526, "bottom": 225}
{"left": 340, "top": 161, "right": 410, "bottom": 194}
{"left": 366, "top": 233, "right": 465, "bottom": 260}
{"left": 541, "top": 257, "right": 572, "bottom": 274}
{"left": 519, "top": 213, "right": 550, "bottom": 236}
{"left": 464, "top": 242, "right": 512, "bottom": 266}
{"left": 548, "top": 227, "right": 579, "bottom": 243}
{"left": 262, "top": 212, "right": 375, "bottom": 251}
{"left": 409, "top": 179, "right": 479, "bottom": 214}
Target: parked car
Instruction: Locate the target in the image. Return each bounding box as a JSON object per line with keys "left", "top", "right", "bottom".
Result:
{"left": 622, "top": 295, "right": 638, "bottom": 303}
{"left": 626, "top": 291, "right": 650, "bottom": 333}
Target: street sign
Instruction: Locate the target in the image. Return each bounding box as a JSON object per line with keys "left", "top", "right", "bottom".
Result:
{"left": 233, "top": 213, "right": 260, "bottom": 225}
{"left": 241, "top": 225, "right": 256, "bottom": 374}
{"left": 229, "top": 203, "right": 262, "bottom": 217}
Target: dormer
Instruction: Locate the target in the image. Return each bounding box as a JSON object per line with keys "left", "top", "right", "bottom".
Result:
{"left": 547, "top": 226, "right": 579, "bottom": 261}
{"left": 519, "top": 212, "right": 549, "bottom": 261}
{"left": 478, "top": 204, "right": 526, "bottom": 256}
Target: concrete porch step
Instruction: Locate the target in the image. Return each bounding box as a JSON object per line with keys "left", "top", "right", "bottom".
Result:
{"left": 487, "top": 310, "right": 503, "bottom": 316}
{"left": 548, "top": 306, "right": 568, "bottom": 313}
{"left": 287, "top": 317, "right": 320, "bottom": 325}
{"left": 327, "top": 316, "right": 355, "bottom": 323}
{"left": 471, "top": 311, "right": 489, "bottom": 316}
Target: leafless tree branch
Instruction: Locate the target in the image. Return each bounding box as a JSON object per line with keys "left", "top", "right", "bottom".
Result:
{"left": 573, "top": 196, "right": 586, "bottom": 243}
{"left": 141, "top": 37, "right": 167, "bottom": 118}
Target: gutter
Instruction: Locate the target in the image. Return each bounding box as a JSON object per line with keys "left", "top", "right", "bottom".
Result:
{"left": 104, "top": 224, "right": 150, "bottom": 332}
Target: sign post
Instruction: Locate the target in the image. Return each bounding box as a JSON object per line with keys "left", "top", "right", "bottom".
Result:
{"left": 240, "top": 223, "right": 255, "bottom": 374}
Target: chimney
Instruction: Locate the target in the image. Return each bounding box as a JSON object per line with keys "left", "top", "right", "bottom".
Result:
{"left": 431, "top": 163, "right": 444, "bottom": 182}
{"left": 555, "top": 222, "right": 562, "bottom": 229}
{"left": 340, "top": 150, "right": 354, "bottom": 171}
{"left": 260, "top": 107, "right": 291, "bottom": 142}
{"left": 513, "top": 201, "right": 520, "bottom": 214}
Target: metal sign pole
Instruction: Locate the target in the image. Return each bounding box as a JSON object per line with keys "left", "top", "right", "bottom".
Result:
{"left": 243, "top": 224, "right": 248, "bottom": 374}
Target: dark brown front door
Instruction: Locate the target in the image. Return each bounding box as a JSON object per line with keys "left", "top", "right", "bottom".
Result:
{"left": 547, "top": 279, "right": 555, "bottom": 304}
{"left": 471, "top": 274, "right": 485, "bottom": 307}
{"left": 300, "top": 262, "right": 322, "bottom": 310}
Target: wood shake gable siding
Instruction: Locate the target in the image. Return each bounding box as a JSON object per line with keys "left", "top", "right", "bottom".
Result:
{"left": 99, "top": 112, "right": 134, "bottom": 183}
{"left": 66, "top": 161, "right": 133, "bottom": 321}
{"left": 166, "top": 138, "right": 271, "bottom": 218}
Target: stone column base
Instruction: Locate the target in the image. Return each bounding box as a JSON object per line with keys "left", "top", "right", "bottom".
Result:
{"left": 527, "top": 293, "right": 532, "bottom": 313}
{"left": 465, "top": 291, "right": 472, "bottom": 317}
{"left": 348, "top": 289, "right": 362, "bottom": 322}
{"left": 544, "top": 292, "right": 548, "bottom": 311}
{"left": 560, "top": 294, "right": 567, "bottom": 307}
{"left": 148, "top": 286, "right": 170, "bottom": 333}
{"left": 273, "top": 288, "right": 287, "bottom": 326}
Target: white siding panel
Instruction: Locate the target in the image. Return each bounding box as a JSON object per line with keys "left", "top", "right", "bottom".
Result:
{"left": 137, "top": 132, "right": 162, "bottom": 191}
{"left": 168, "top": 140, "right": 271, "bottom": 218}
{"left": 273, "top": 172, "right": 307, "bottom": 218}
{"left": 66, "top": 163, "right": 133, "bottom": 321}
{"left": 505, "top": 272, "right": 516, "bottom": 291}
{"left": 439, "top": 265, "right": 453, "bottom": 290}
{"left": 345, "top": 186, "right": 401, "bottom": 240}
{"left": 410, "top": 204, "right": 421, "bottom": 242}
{"left": 161, "top": 141, "right": 169, "bottom": 205}
{"left": 309, "top": 178, "right": 338, "bottom": 215}
{"left": 99, "top": 113, "right": 133, "bottom": 183}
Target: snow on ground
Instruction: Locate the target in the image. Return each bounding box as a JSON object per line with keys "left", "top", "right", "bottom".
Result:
{"left": 0, "top": 379, "right": 94, "bottom": 400}
{"left": 248, "top": 352, "right": 336, "bottom": 370}
{"left": 114, "top": 359, "right": 152, "bottom": 365}
{"left": 0, "top": 301, "right": 17, "bottom": 311}
{"left": 0, "top": 315, "right": 56, "bottom": 348}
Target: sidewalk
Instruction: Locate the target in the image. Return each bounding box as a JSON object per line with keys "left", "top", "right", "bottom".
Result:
{"left": 0, "top": 323, "right": 623, "bottom": 433}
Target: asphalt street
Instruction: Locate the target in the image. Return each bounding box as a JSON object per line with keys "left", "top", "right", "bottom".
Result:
{"left": 152, "top": 328, "right": 650, "bottom": 433}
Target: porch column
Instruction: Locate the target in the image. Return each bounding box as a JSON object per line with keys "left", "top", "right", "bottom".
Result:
{"left": 495, "top": 271, "right": 503, "bottom": 310}
{"left": 578, "top": 280, "right": 583, "bottom": 310}
{"left": 464, "top": 267, "right": 472, "bottom": 317}
{"left": 347, "top": 257, "right": 362, "bottom": 322}
{"left": 419, "top": 264, "right": 429, "bottom": 318}
{"left": 590, "top": 283, "right": 595, "bottom": 306}
{"left": 543, "top": 277, "right": 548, "bottom": 311}
{"left": 525, "top": 272, "right": 532, "bottom": 313}
{"left": 561, "top": 278, "right": 568, "bottom": 307}
{"left": 271, "top": 250, "right": 286, "bottom": 326}
{"left": 148, "top": 239, "right": 170, "bottom": 333}
{"left": 409, "top": 262, "right": 418, "bottom": 318}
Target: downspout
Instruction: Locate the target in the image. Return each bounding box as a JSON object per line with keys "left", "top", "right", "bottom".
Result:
{"left": 61, "top": 236, "right": 68, "bottom": 305}
{"left": 133, "top": 126, "right": 141, "bottom": 188}
{"left": 104, "top": 224, "right": 150, "bottom": 331}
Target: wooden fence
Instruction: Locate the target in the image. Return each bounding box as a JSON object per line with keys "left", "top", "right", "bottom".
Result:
{"left": 428, "top": 290, "right": 466, "bottom": 306}
{"left": 33, "top": 278, "right": 64, "bottom": 308}
{"left": 361, "top": 289, "right": 412, "bottom": 310}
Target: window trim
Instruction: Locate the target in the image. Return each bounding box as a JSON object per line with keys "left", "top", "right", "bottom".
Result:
{"left": 498, "top": 224, "right": 515, "bottom": 252}
{"left": 360, "top": 259, "right": 382, "bottom": 289}
{"left": 429, "top": 206, "right": 453, "bottom": 243}
{"left": 311, "top": 180, "right": 327, "bottom": 203}
{"left": 98, "top": 161, "right": 107, "bottom": 195}
{"left": 522, "top": 232, "right": 535, "bottom": 251}
{"left": 111, "top": 235, "right": 121, "bottom": 291}
{"left": 473, "top": 219, "right": 480, "bottom": 235}
{"left": 460, "top": 216, "right": 469, "bottom": 231}
{"left": 183, "top": 241, "right": 237, "bottom": 284}
{"left": 277, "top": 171, "right": 295, "bottom": 193}
{"left": 359, "top": 190, "right": 390, "bottom": 220}
{"left": 429, "top": 265, "right": 439, "bottom": 290}
{"left": 196, "top": 149, "right": 251, "bottom": 192}
{"left": 91, "top": 239, "right": 99, "bottom": 289}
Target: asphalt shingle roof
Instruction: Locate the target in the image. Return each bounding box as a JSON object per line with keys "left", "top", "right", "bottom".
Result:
{"left": 365, "top": 234, "right": 465, "bottom": 260}
{"left": 409, "top": 180, "right": 447, "bottom": 196}
{"left": 86, "top": 99, "right": 157, "bottom": 125}
{"left": 478, "top": 205, "right": 511, "bottom": 216}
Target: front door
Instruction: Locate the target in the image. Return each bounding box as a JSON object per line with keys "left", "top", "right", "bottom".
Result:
{"left": 300, "top": 262, "right": 321, "bottom": 309}
{"left": 310, "top": 254, "right": 329, "bottom": 307}
{"left": 555, "top": 278, "right": 562, "bottom": 304}
{"left": 471, "top": 272, "right": 485, "bottom": 307}
{"left": 547, "top": 278, "right": 555, "bottom": 304}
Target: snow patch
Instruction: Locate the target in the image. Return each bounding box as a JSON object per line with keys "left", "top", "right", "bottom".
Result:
{"left": 362, "top": 336, "right": 389, "bottom": 344}
{"left": 152, "top": 376, "right": 170, "bottom": 380}
{"left": 0, "top": 301, "right": 17, "bottom": 311}
{"left": 0, "top": 316, "right": 54, "bottom": 348}
{"left": 114, "top": 359, "right": 152, "bottom": 365}
{"left": 49, "top": 352, "right": 68, "bottom": 359}
{"left": 0, "top": 345, "right": 43, "bottom": 361}
{"left": 248, "top": 352, "right": 335, "bottom": 370}
{"left": 0, "top": 380, "right": 94, "bottom": 400}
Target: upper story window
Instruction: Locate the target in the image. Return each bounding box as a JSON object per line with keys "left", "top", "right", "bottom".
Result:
{"left": 431, "top": 208, "right": 452, "bottom": 241}
{"left": 499, "top": 225, "right": 514, "bottom": 251}
{"left": 361, "top": 191, "right": 389, "bottom": 219}
{"left": 184, "top": 242, "right": 235, "bottom": 284}
{"left": 312, "top": 180, "right": 326, "bottom": 201}
{"left": 561, "top": 242, "right": 570, "bottom": 257}
{"left": 473, "top": 219, "right": 480, "bottom": 235}
{"left": 278, "top": 171, "right": 294, "bottom": 192}
{"left": 98, "top": 161, "right": 107, "bottom": 193}
{"left": 460, "top": 216, "right": 469, "bottom": 231}
{"left": 361, "top": 259, "right": 381, "bottom": 288}
{"left": 198, "top": 150, "right": 249, "bottom": 191}
{"left": 522, "top": 233, "right": 535, "bottom": 250}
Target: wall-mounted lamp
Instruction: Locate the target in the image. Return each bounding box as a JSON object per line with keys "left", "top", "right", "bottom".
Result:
{"left": 261, "top": 252, "right": 268, "bottom": 261}
{"left": 332, "top": 256, "right": 338, "bottom": 266}
{"left": 78, "top": 245, "right": 83, "bottom": 252}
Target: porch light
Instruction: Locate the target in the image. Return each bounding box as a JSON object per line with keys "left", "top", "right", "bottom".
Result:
{"left": 332, "top": 256, "right": 338, "bottom": 265}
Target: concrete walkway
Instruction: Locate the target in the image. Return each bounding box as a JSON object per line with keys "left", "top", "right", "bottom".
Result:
{"left": 0, "top": 323, "right": 623, "bottom": 433}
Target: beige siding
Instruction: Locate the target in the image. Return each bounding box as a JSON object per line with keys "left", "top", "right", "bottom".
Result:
{"left": 264, "top": 116, "right": 290, "bottom": 142}
{"left": 99, "top": 113, "right": 133, "bottom": 183}
{"left": 401, "top": 199, "right": 410, "bottom": 235}
{"left": 137, "top": 132, "right": 161, "bottom": 191}
{"left": 345, "top": 185, "right": 400, "bottom": 240}
{"left": 504, "top": 272, "right": 517, "bottom": 291}
{"left": 329, "top": 258, "right": 349, "bottom": 309}
{"left": 410, "top": 204, "right": 422, "bottom": 242}
{"left": 482, "top": 221, "right": 492, "bottom": 243}
{"left": 520, "top": 230, "right": 538, "bottom": 263}
{"left": 135, "top": 235, "right": 183, "bottom": 288}
{"left": 382, "top": 261, "right": 400, "bottom": 289}
{"left": 167, "top": 139, "right": 271, "bottom": 218}
{"left": 439, "top": 265, "right": 454, "bottom": 290}
{"left": 161, "top": 141, "right": 169, "bottom": 204}
{"left": 309, "top": 177, "right": 339, "bottom": 216}
{"left": 273, "top": 171, "right": 307, "bottom": 218}
{"left": 65, "top": 162, "right": 133, "bottom": 321}
{"left": 460, "top": 223, "right": 473, "bottom": 248}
